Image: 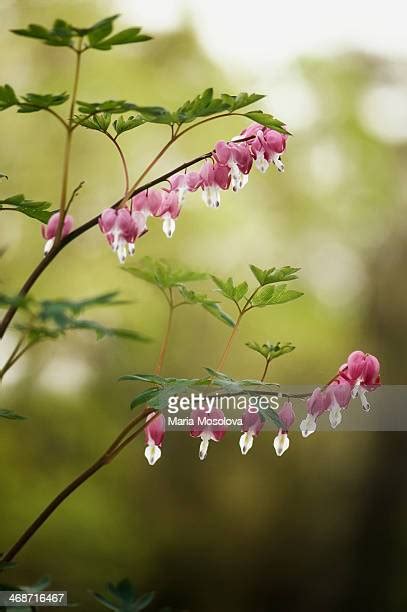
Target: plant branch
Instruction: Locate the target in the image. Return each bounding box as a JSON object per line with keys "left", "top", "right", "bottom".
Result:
{"left": 155, "top": 293, "right": 174, "bottom": 375}
{"left": 44, "top": 108, "right": 69, "bottom": 129}
{"left": 216, "top": 312, "right": 243, "bottom": 371}
{"left": 260, "top": 359, "right": 271, "bottom": 383}
{"left": 0, "top": 134, "right": 256, "bottom": 339}
{"left": 0, "top": 278, "right": 178, "bottom": 560}
{"left": 0, "top": 404, "right": 153, "bottom": 564}
{"left": 54, "top": 41, "right": 83, "bottom": 244}
{"left": 106, "top": 134, "right": 129, "bottom": 199}
{"left": 129, "top": 137, "right": 175, "bottom": 192}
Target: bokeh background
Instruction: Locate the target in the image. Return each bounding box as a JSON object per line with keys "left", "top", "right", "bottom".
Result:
{"left": 1, "top": 1, "right": 407, "bottom": 610}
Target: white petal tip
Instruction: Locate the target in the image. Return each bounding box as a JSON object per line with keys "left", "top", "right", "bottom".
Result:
{"left": 273, "top": 433, "right": 289, "bottom": 456}
{"left": 144, "top": 444, "right": 161, "bottom": 466}
{"left": 239, "top": 432, "right": 254, "bottom": 455}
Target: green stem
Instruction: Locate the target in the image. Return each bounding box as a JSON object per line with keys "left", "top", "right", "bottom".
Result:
{"left": 129, "top": 137, "right": 175, "bottom": 193}
{"left": 55, "top": 41, "right": 83, "bottom": 244}
{"left": 106, "top": 134, "right": 130, "bottom": 200}
{"left": 155, "top": 299, "right": 174, "bottom": 375}
{"left": 260, "top": 359, "right": 271, "bottom": 383}
{"left": 216, "top": 312, "right": 243, "bottom": 371}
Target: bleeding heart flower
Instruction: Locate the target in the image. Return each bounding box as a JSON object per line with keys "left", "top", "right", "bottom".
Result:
{"left": 144, "top": 412, "right": 166, "bottom": 466}
{"left": 190, "top": 407, "right": 226, "bottom": 460}
{"left": 98, "top": 207, "right": 144, "bottom": 263}
{"left": 341, "top": 351, "right": 381, "bottom": 411}
{"left": 41, "top": 212, "right": 74, "bottom": 255}
{"left": 300, "top": 387, "right": 330, "bottom": 438}
{"left": 199, "top": 161, "right": 230, "bottom": 208}
{"left": 239, "top": 407, "right": 264, "bottom": 455}
{"left": 327, "top": 380, "right": 352, "bottom": 429}
{"left": 274, "top": 400, "right": 295, "bottom": 456}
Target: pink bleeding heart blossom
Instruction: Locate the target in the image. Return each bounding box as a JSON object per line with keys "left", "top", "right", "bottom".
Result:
{"left": 170, "top": 171, "right": 202, "bottom": 205}
{"left": 144, "top": 412, "right": 166, "bottom": 466}
{"left": 132, "top": 188, "right": 181, "bottom": 238}
{"left": 242, "top": 123, "right": 288, "bottom": 173}
{"left": 239, "top": 406, "right": 264, "bottom": 455}
{"left": 274, "top": 400, "right": 295, "bottom": 456}
{"left": 190, "top": 407, "right": 226, "bottom": 460}
{"left": 98, "top": 207, "right": 144, "bottom": 263}
{"left": 300, "top": 387, "right": 330, "bottom": 438}
{"left": 340, "top": 351, "right": 381, "bottom": 411}
{"left": 156, "top": 190, "right": 181, "bottom": 238}
{"left": 41, "top": 212, "right": 74, "bottom": 255}
{"left": 131, "top": 189, "right": 163, "bottom": 220}
{"left": 215, "top": 141, "right": 252, "bottom": 191}
{"left": 199, "top": 161, "right": 230, "bottom": 208}
{"left": 326, "top": 380, "right": 353, "bottom": 429}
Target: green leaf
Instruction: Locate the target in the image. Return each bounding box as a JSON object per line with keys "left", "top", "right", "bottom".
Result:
{"left": 130, "top": 387, "right": 160, "bottom": 410}
{"left": 246, "top": 340, "right": 295, "bottom": 361}
{"left": 249, "top": 264, "right": 270, "bottom": 285}
{"left": 220, "top": 92, "right": 265, "bottom": 112}
{"left": 0, "top": 193, "right": 53, "bottom": 223}
{"left": 252, "top": 284, "right": 303, "bottom": 307}
{"left": 176, "top": 287, "right": 235, "bottom": 327}
{"left": 201, "top": 302, "right": 235, "bottom": 328}
{"left": 210, "top": 275, "right": 235, "bottom": 300}
{"left": 131, "top": 104, "right": 175, "bottom": 125}
{"left": 119, "top": 373, "right": 167, "bottom": 385}
{"left": 86, "top": 15, "right": 119, "bottom": 46}
{"left": 204, "top": 368, "right": 279, "bottom": 396}
{"left": 234, "top": 281, "right": 248, "bottom": 301}
{"left": 249, "top": 265, "right": 300, "bottom": 286}
{"left": 113, "top": 114, "right": 145, "bottom": 136}
{"left": 107, "top": 579, "right": 137, "bottom": 604}
{"left": 76, "top": 99, "right": 137, "bottom": 115}
{"left": 92, "top": 28, "right": 152, "bottom": 50}
{"left": 18, "top": 92, "right": 69, "bottom": 113}
{"left": 271, "top": 289, "right": 304, "bottom": 304}
{"left": 13, "top": 293, "right": 149, "bottom": 345}
{"left": 12, "top": 19, "right": 74, "bottom": 48}
{"left": 174, "top": 89, "right": 266, "bottom": 124}
{"left": 92, "top": 578, "right": 156, "bottom": 612}
{"left": 11, "top": 23, "right": 50, "bottom": 41}
{"left": 75, "top": 112, "right": 112, "bottom": 133}
{"left": 0, "top": 84, "right": 19, "bottom": 111}
{"left": 244, "top": 111, "right": 290, "bottom": 135}
{"left": 124, "top": 258, "right": 207, "bottom": 290}
{"left": 0, "top": 409, "right": 26, "bottom": 420}
{"left": 210, "top": 275, "right": 247, "bottom": 303}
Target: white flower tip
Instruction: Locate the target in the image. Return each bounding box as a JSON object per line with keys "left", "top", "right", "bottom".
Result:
{"left": 43, "top": 238, "right": 54, "bottom": 256}
{"left": 144, "top": 444, "right": 161, "bottom": 466}
{"left": 274, "top": 432, "right": 289, "bottom": 457}
{"left": 239, "top": 432, "right": 254, "bottom": 455}
{"left": 329, "top": 410, "right": 342, "bottom": 429}
{"left": 163, "top": 217, "right": 176, "bottom": 238}
{"left": 199, "top": 437, "right": 209, "bottom": 461}
{"left": 300, "top": 415, "right": 316, "bottom": 438}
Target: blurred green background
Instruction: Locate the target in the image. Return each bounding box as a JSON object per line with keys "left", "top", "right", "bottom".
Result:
{"left": 1, "top": 1, "right": 407, "bottom": 610}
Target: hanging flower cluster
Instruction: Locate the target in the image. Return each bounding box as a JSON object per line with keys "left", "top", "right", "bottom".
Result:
{"left": 300, "top": 350, "right": 380, "bottom": 437}
{"left": 94, "top": 123, "right": 288, "bottom": 263}
{"left": 143, "top": 350, "right": 380, "bottom": 465}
